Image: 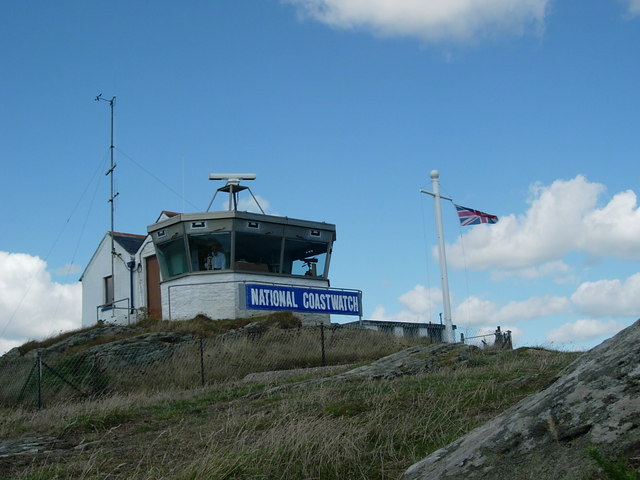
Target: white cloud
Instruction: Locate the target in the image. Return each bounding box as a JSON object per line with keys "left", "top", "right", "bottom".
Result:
{"left": 369, "top": 305, "right": 388, "bottom": 320}
{"left": 491, "top": 260, "right": 574, "bottom": 282}
{"left": 376, "top": 283, "right": 569, "bottom": 330}
{"left": 453, "top": 295, "right": 497, "bottom": 326}
{"left": 453, "top": 294, "right": 569, "bottom": 326}
{"left": 495, "top": 296, "right": 570, "bottom": 323}
{"left": 571, "top": 273, "right": 640, "bottom": 317}
{"left": 580, "top": 190, "right": 640, "bottom": 258}
{"left": 546, "top": 319, "right": 625, "bottom": 343}
{"left": 369, "top": 304, "right": 428, "bottom": 323}
{"left": 370, "top": 284, "right": 442, "bottom": 322}
{"left": 398, "top": 284, "right": 441, "bottom": 314}
{"left": 446, "top": 175, "right": 640, "bottom": 273}
{"left": 238, "top": 194, "right": 271, "bottom": 214}
{"left": 211, "top": 193, "right": 272, "bottom": 214}
{"left": 0, "top": 252, "right": 81, "bottom": 355}
{"left": 284, "top": 0, "right": 549, "bottom": 43}
{"left": 626, "top": 0, "right": 640, "bottom": 16}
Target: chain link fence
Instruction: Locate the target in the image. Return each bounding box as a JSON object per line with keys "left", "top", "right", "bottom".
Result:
{"left": 0, "top": 324, "right": 431, "bottom": 409}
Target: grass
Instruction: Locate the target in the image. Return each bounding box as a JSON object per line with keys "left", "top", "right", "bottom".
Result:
{"left": 16, "top": 312, "right": 304, "bottom": 357}
{"left": 17, "top": 323, "right": 106, "bottom": 355}
{"left": 588, "top": 447, "right": 640, "bottom": 480}
{"left": 2, "top": 321, "right": 427, "bottom": 408}
{"left": 0, "top": 345, "right": 581, "bottom": 480}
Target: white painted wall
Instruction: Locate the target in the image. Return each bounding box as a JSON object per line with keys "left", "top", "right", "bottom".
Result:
{"left": 161, "top": 272, "right": 331, "bottom": 325}
{"left": 81, "top": 234, "right": 148, "bottom": 327}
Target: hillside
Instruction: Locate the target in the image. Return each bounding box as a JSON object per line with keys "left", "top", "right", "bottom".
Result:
{"left": 0, "top": 322, "right": 585, "bottom": 480}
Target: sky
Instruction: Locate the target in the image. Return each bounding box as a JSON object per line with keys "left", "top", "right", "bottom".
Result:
{"left": 2, "top": 0, "right": 640, "bottom": 354}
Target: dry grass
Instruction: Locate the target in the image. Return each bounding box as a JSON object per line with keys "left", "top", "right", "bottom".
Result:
{"left": 0, "top": 346, "right": 580, "bottom": 480}
{"left": 134, "top": 311, "right": 303, "bottom": 338}
{"left": 17, "top": 324, "right": 105, "bottom": 356}
{"left": 15, "top": 312, "right": 304, "bottom": 357}
{"left": 2, "top": 325, "right": 427, "bottom": 408}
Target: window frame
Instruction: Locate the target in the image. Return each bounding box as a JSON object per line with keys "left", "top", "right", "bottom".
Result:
{"left": 103, "top": 275, "right": 114, "bottom": 308}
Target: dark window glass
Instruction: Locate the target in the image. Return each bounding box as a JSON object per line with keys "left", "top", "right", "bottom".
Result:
{"left": 156, "top": 237, "right": 189, "bottom": 278}
{"left": 282, "top": 239, "right": 328, "bottom": 277}
{"left": 234, "top": 232, "right": 282, "bottom": 273}
{"left": 104, "top": 275, "right": 114, "bottom": 305}
{"left": 188, "top": 232, "right": 231, "bottom": 272}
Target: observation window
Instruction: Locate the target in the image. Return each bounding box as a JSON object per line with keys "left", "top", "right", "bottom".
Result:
{"left": 151, "top": 219, "right": 333, "bottom": 280}
{"left": 235, "top": 232, "right": 282, "bottom": 273}
{"left": 282, "top": 238, "right": 328, "bottom": 277}
{"left": 188, "top": 232, "right": 231, "bottom": 272}
{"left": 156, "top": 237, "right": 189, "bottom": 278}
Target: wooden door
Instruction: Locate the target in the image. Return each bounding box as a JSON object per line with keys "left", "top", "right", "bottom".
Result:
{"left": 145, "top": 255, "right": 162, "bottom": 319}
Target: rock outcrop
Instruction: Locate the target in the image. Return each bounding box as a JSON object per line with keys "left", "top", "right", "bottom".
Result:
{"left": 82, "top": 331, "right": 194, "bottom": 368}
{"left": 2, "top": 325, "right": 131, "bottom": 359}
{"left": 247, "top": 342, "right": 481, "bottom": 397}
{"left": 336, "top": 342, "right": 480, "bottom": 380}
{"left": 402, "top": 319, "right": 640, "bottom": 480}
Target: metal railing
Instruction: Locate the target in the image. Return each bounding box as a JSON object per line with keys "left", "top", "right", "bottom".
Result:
{"left": 460, "top": 326, "right": 512, "bottom": 349}
{"left": 96, "top": 297, "right": 134, "bottom": 324}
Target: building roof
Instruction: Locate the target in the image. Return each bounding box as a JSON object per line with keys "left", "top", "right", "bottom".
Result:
{"left": 156, "top": 211, "right": 180, "bottom": 222}
{"left": 346, "top": 320, "right": 450, "bottom": 329}
{"left": 110, "top": 232, "right": 146, "bottom": 256}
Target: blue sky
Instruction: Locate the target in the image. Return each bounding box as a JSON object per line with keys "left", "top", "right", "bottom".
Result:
{"left": 2, "top": 0, "right": 640, "bottom": 354}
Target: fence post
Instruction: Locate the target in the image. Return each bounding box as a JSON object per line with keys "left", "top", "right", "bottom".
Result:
{"left": 36, "top": 351, "right": 43, "bottom": 409}
{"left": 460, "top": 333, "right": 465, "bottom": 344}
{"left": 199, "top": 337, "right": 205, "bottom": 387}
{"left": 320, "top": 323, "right": 326, "bottom": 366}
{"left": 505, "top": 330, "right": 513, "bottom": 349}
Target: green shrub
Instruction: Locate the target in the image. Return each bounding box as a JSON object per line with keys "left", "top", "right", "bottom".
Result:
{"left": 588, "top": 447, "right": 640, "bottom": 480}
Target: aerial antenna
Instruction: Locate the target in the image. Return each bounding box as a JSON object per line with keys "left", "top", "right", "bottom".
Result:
{"left": 96, "top": 94, "right": 118, "bottom": 313}
{"left": 206, "top": 173, "right": 264, "bottom": 213}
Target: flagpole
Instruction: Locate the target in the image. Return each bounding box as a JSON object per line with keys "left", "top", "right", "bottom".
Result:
{"left": 420, "top": 170, "right": 455, "bottom": 343}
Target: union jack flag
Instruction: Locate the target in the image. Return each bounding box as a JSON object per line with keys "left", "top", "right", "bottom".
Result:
{"left": 454, "top": 204, "right": 498, "bottom": 226}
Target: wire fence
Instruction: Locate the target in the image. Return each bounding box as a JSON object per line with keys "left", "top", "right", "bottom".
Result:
{"left": 460, "top": 326, "right": 512, "bottom": 350}
{"left": 0, "top": 324, "right": 433, "bottom": 410}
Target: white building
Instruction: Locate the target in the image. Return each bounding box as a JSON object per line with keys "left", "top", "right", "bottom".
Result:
{"left": 80, "top": 211, "right": 176, "bottom": 326}
{"left": 80, "top": 175, "right": 361, "bottom": 327}
{"left": 343, "top": 319, "right": 451, "bottom": 342}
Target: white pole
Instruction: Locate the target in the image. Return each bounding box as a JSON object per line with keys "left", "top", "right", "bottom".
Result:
{"left": 429, "top": 170, "right": 455, "bottom": 342}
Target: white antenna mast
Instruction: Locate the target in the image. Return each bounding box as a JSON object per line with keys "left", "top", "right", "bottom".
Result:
{"left": 206, "top": 173, "right": 264, "bottom": 213}
{"left": 96, "top": 94, "right": 118, "bottom": 313}
{"left": 420, "top": 170, "right": 455, "bottom": 343}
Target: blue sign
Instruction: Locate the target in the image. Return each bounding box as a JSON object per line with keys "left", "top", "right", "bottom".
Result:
{"left": 245, "top": 284, "right": 362, "bottom": 316}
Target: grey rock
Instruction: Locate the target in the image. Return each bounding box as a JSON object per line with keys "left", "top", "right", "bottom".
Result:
{"left": 402, "top": 319, "right": 640, "bottom": 480}
{"left": 2, "top": 347, "right": 24, "bottom": 359}
{"left": 12, "top": 325, "right": 132, "bottom": 360}
{"left": 336, "top": 342, "right": 480, "bottom": 380}
{"left": 83, "top": 331, "right": 195, "bottom": 368}
{"left": 243, "top": 322, "right": 267, "bottom": 335}
{"left": 0, "top": 436, "right": 59, "bottom": 458}
{"left": 248, "top": 342, "right": 480, "bottom": 398}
